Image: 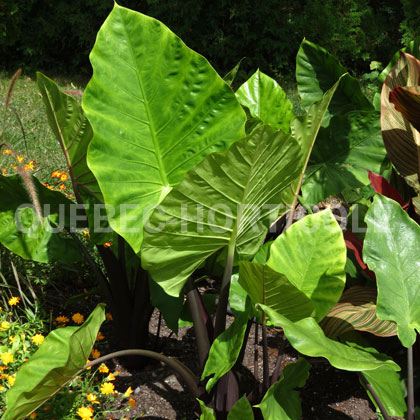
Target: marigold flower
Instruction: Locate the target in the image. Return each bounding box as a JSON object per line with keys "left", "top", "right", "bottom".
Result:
{"left": 106, "top": 372, "right": 115, "bottom": 381}
{"left": 124, "top": 386, "right": 133, "bottom": 397}
{"left": 76, "top": 406, "right": 94, "bottom": 420}
{"left": 128, "top": 398, "right": 136, "bottom": 407}
{"left": 86, "top": 393, "right": 100, "bottom": 404}
{"left": 96, "top": 331, "right": 105, "bottom": 341}
{"left": 3, "top": 149, "right": 11, "bottom": 155}
{"left": 100, "top": 382, "right": 114, "bottom": 395}
{"left": 8, "top": 374, "right": 15, "bottom": 386}
{"left": 72, "top": 313, "right": 84, "bottom": 324}
{"left": 29, "top": 412, "right": 37, "bottom": 419}
{"left": 1, "top": 352, "right": 14, "bottom": 365}
{"left": 99, "top": 364, "right": 109, "bottom": 373}
{"left": 51, "top": 170, "right": 61, "bottom": 178}
{"left": 1, "top": 321, "right": 10, "bottom": 330}
{"left": 31, "top": 334, "right": 45, "bottom": 345}
{"left": 8, "top": 296, "right": 20, "bottom": 306}
{"left": 60, "top": 173, "right": 69, "bottom": 181}
{"left": 59, "top": 183, "right": 66, "bottom": 191}
{"left": 103, "top": 241, "right": 111, "bottom": 248}
{"left": 91, "top": 348, "right": 100, "bottom": 359}
{"left": 56, "top": 315, "right": 70, "bottom": 323}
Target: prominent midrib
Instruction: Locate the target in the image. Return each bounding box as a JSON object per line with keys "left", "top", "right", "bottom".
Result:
{"left": 119, "top": 7, "right": 169, "bottom": 188}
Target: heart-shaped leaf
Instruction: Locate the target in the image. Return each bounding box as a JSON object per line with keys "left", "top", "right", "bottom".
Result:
{"left": 228, "top": 394, "right": 254, "bottom": 420}
{"left": 364, "top": 194, "right": 420, "bottom": 347}
{"left": 142, "top": 125, "right": 302, "bottom": 297}
{"left": 83, "top": 4, "right": 246, "bottom": 253}
{"left": 3, "top": 304, "right": 106, "bottom": 420}
{"left": 236, "top": 69, "right": 294, "bottom": 132}
{"left": 267, "top": 210, "right": 346, "bottom": 321}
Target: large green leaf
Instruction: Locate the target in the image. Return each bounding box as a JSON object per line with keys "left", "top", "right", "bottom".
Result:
{"left": 321, "top": 286, "right": 397, "bottom": 338}
{"left": 296, "top": 39, "right": 372, "bottom": 118}
{"left": 301, "top": 111, "right": 388, "bottom": 205}
{"left": 228, "top": 394, "right": 254, "bottom": 420}
{"left": 381, "top": 52, "right": 420, "bottom": 176}
{"left": 238, "top": 261, "right": 314, "bottom": 322}
{"left": 3, "top": 304, "right": 106, "bottom": 420}
{"left": 260, "top": 305, "right": 400, "bottom": 372}
{"left": 0, "top": 174, "right": 82, "bottom": 263}
{"left": 267, "top": 210, "right": 346, "bottom": 321}
{"left": 256, "top": 358, "right": 311, "bottom": 420}
{"left": 201, "top": 309, "right": 249, "bottom": 392}
{"left": 142, "top": 125, "right": 302, "bottom": 297}
{"left": 236, "top": 69, "right": 294, "bottom": 132}
{"left": 83, "top": 4, "right": 246, "bottom": 253}
{"left": 37, "top": 72, "right": 109, "bottom": 243}
{"left": 364, "top": 195, "right": 420, "bottom": 347}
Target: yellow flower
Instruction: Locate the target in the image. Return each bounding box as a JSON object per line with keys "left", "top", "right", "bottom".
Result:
{"left": 0, "top": 385, "right": 4, "bottom": 391}
{"left": 128, "top": 398, "right": 136, "bottom": 407}
{"left": 106, "top": 372, "right": 115, "bottom": 381}
{"left": 1, "top": 321, "right": 10, "bottom": 330}
{"left": 55, "top": 315, "right": 70, "bottom": 323}
{"left": 99, "top": 364, "right": 109, "bottom": 373}
{"left": 8, "top": 296, "right": 20, "bottom": 306}
{"left": 31, "top": 334, "right": 45, "bottom": 345}
{"left": 103, "top": 241, "right": 111, "bottom": 248}
{"left": 8, "top": 374, "right": 15, "bottom": 386}
{"left": 124, "top": 386, "right": 133, "bottom": 397}
{"left": 82, "top": 229, "right": 90, "bottom": 238}
{"left": 91, "top": 348, "right": 100, "bottom": 359}
{"left": 1, "top": 352, "right": 14, "bottom": 365}
{"left": 86, "top": 393, "right": 100, "bottom": 404}
{"left": 85, "top": 359, "right": 92, "bottom": 370}
{"left": 96, "top": 331, "right": 105, "bottom": 341}
{"left": 60, "top": 173, "right": 69, "bottom": 181}
{"left": 51, "top": 170, "right": 61, "bottom": 178}
{"left": 24, "top": 161, "right": 35, "bottom": 172}
{"left": 59, "top": 183, "right": 66, "bottom": 191}
{"left": 2, "top": 168, "right": 6, "bottom": 176}
{"left": 3, "top": 149, "right": 11, "bottom": 155}
{"left": 29, "top": 412, "right": 37, "bottom": 419}
{"left": 16, "top": 155, "right": 24, "bottom": 163}
{"left": 100, "top": 382, "right": 114, "bottom": 395}
{"left": 9, "top": 336, "right": 15, "bottom": 344}
{"left": 72, "top": 313, "right": 84, "bottom": 324}
{"left": 76, "top": 406, "right": 94, "bottom": 420}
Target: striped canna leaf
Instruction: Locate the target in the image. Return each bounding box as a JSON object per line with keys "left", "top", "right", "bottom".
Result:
{"left": 321, "top": 286, "right": 397, "bottom": 338}
{"left": 381, "top": 52, "right": 420, "bottom": 176}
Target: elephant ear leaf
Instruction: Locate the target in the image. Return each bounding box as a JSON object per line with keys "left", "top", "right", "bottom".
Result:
{"left": 364, "top": 195, "right": 420, "bottom": 347}
{"left": 142, "top": 125, "right": 302, "bottom": 297}
{"left": 83, "top": 3, "right": 246, "bottom": 253}
{"left": 3, "top": 304, "right": 106, "bottom": 420}
{"left": 0, "top": 174, "right": 82, "bottom": 263}
{"left": 236, "top": 69, "right": 294, "bottom": 132}
{"left": 381, "top": 52, "right": 420, "bottom": 176}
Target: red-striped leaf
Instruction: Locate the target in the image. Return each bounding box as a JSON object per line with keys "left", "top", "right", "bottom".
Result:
{"left": 389, "top": 85, "right": 420, "bottom": 133}
{"left": 368, "top": 170, "right": 406, "bottom": 207}
{"left": 321, "top": 286, "right": 397, "bottom": 338}
{"left": 343, "top": 231, "right": 376, "bottom": 281}
{"left": 381, "top": 52, "right": 420, "bottom": 176}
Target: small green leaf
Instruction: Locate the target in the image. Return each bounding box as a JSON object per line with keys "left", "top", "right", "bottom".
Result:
{"left": 198, "top": 399, "right": 216, "bottom": 420}
{"left": 267, "top": 210, "right": 346, "bottom": 321}
{"left": 256, "top": 358, "right": 311, "bottom": 420}
{"left": 260, "top": 305, "right": 400, "bottom": 372}
{"left": 3, "top": 304, "right": 106, "bottom": 420}
{"left": 364, "top": 195, "right": 420, "bottom": 347}
{"left": 228, "top": 394, "right": 254, "bottom": 420}
{"left": 236, "top": 69, "right": 294, "bottom": 132}
{"left": 201, "top": 309, "right": 249, "bottom": 392}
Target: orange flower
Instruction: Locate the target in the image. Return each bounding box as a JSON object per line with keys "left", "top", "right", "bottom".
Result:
{"left": 72, "top": 313, "right": 84, "bottom": 324}
{"left": 105, "top": 313, "right": 113, "bottom": 321}
{"left": 128, "top": 398, "right": 136, "bottom": 407}
{"left": 16, "top": 155, "right": 24, "bottom": 163}
{"left": 91, "top": 348, "right": 100, "bottom": 359}
{"left": 51, "top": 170, "right": 61, "bottom": 178}
{"left": 106, "top": 372, "right": 116, "bottom": 381}
{"left": 96, "top": 331, "right": 105, "bottom": 341}
{"left": 29, "top": 412, "right": 37, "bottom": 419}
{"left": 55, "top": 315, "right": 69, "bottom": 323}
{"left": 60, "top": 173, "right": 69, "bottom": 181}
{"left": 2, "top": 168, "right": 7, "bottom": 175}
{"left": 59, "top": 184, "right": 66, "bottom": 191}
{"left": 103, "top": 241, "right": 111, "bottom": 248}
{"left": 98, "top": 364, "right": 109, "bottom": 373}
{"left": 3, "top": 149, "right": 11, "bottom": 155}
{"left": 24, "top": 161, "right": 35, "bottom": 171}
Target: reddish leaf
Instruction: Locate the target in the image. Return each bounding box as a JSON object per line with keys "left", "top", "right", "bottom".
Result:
{"left": 389, "top": 85, "right": 420, "bottom": 133}
{"left": 368, "top": 170, "right": 406, "bottom": 207}
{"left": 343, "top": 231, "right": 376, "bottom": 281}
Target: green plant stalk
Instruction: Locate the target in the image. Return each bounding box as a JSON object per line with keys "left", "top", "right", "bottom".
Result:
{"left": 358, "top": 372, "right": 391, "bottom": 420}
{"left": 407, "top": 346, "right": 415, "bottom": 420}
{"left": 84, "top": 349, "right": 204, "bottom": 398}
{"left": 214, "top": 239, "right": 236, "bottom": 339}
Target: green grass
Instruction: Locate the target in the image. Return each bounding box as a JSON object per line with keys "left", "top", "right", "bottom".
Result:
{"left": 0, "top": 72, "right": 86, "bottom": 183}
